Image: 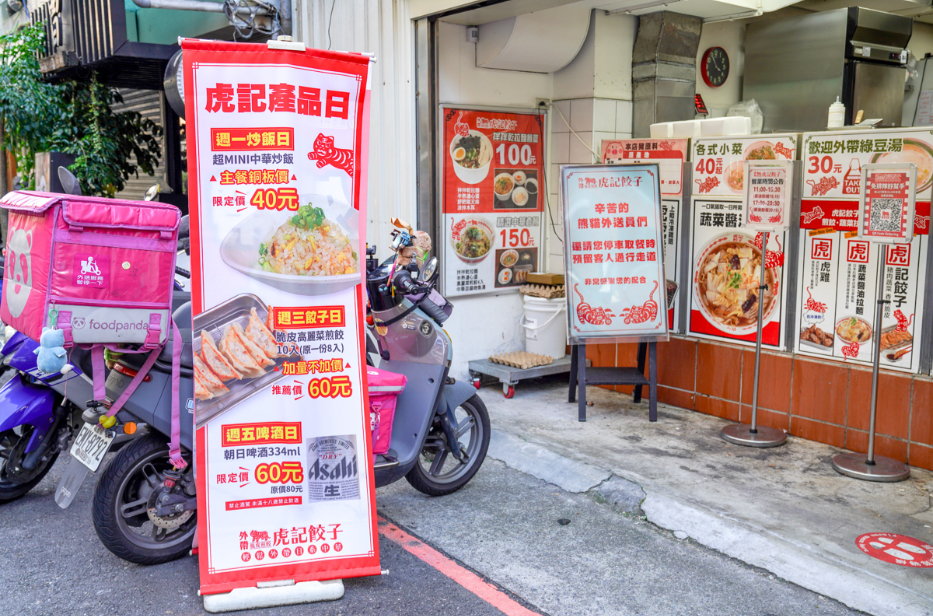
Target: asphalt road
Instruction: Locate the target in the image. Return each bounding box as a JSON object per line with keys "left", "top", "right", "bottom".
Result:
{"left": 1, "top": 452, "right": 865, "bottom": 616}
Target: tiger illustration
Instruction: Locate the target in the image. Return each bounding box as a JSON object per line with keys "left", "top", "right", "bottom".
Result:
{"left": 307, "top": 133, "right": 354, "bottom": 177}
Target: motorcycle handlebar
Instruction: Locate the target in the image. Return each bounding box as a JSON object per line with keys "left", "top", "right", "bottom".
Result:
{"left": 419, "top": 297, "right": 448, "bottom": 325}
{"left": 393, "top": 269, "right": 417, "bottom": 295}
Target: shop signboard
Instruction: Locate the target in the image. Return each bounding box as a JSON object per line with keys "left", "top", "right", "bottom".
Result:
{"left": 797, "top": 129, "right": 929, "bottom": 373}
{"left": 602, "top": 138, "right": 688, "bottom": 331}
{"left": 688, "top": 135, "right": 800, "bottom": 348}
{"left": 560, "top": 164, "right": 667, "bottom": 343}
{"left": 439, "top": 106, "right": 546, "bottom": 296}
{"left": 183, "top": 40, "right": 380, "bottom": 595}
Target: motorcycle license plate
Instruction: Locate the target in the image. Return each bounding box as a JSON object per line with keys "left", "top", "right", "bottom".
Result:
{"left": 70, "top": 423, "right": 114, "bottom": 472}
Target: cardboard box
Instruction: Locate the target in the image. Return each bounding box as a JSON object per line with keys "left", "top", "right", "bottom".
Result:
{"left": 526, "top": 272, "right": 564, "bottom": 286}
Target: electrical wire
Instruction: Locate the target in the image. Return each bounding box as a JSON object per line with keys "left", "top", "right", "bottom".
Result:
{"left": 538, "top": 105, "right": 563, "bottom": 245}
{"left": 327, "top": 0, "right": 337, "bottom": 50}
{"left": 552, "top": 102, "right": 600, "bottom": 162}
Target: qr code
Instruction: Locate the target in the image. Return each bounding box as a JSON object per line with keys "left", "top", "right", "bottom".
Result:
{"left": 870, "top": 198, "right": 903, "bottom": 232}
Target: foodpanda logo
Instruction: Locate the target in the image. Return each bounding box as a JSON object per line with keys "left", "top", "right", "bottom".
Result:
{"left": 86, "top": 319, "right": 148, "bottom": 332}
{"left": 72, "top": 317, "right": 86, "bottom": 329}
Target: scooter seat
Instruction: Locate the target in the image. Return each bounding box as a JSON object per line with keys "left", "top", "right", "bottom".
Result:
{"left": 158, "top": 329, "right": 193, "bottom": 369}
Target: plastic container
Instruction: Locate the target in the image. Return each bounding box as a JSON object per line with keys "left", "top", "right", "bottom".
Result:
{"left": 521, "top": 295, "right": 567, "bottom": 359}
{"left": 828, "top": 96, "right": 845, "bottom": 128}
{"left": 0, "top": 191, "right": 180, "bottom": 345}
{"left": 367, "top": 366, "right": 407, "bottom": 456}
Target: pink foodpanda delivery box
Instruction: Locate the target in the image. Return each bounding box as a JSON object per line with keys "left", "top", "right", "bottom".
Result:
{"left": 0, "top": 191, "right": 180, "bottom": 346}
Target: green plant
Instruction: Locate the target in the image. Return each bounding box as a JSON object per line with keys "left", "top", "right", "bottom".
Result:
{"left": 51, "top": 77, "right": 162, "bottom": 197}
{"left": 0, "top": 24, "right": 162, "bottom": 197}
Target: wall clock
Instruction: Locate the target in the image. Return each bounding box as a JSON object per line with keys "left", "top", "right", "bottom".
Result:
{"left": 701, "top": 47, "right": 729, "bottom": 88}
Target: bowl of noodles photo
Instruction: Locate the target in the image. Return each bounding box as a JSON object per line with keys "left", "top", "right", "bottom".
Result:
{"left": 220, "top": 195, "right": 360, "bottom": 296}
{"left": 450, "top": 217, "right": 493, "bottom": 264}
{"left": 693, "top": 233, "right": 778, "bottom": 335}
{"left": 450, "top": 130, "right": 493, "bottom": 185}
{"left": 871, "top": 139, "right": 933, "bottom": 192}
{"left": 835, "top": 316, "right": 872, "bottom": 344}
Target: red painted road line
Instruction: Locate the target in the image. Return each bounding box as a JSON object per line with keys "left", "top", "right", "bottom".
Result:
{"left": 378, "top": 517, "right": 543, "bottom": 616}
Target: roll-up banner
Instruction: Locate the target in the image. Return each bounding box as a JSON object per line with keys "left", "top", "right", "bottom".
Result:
{"left": 797, "top": 129, "right": 929, "bottom": 373}
{"left": 183, "top": 40, "right": 380, "bottom": 596}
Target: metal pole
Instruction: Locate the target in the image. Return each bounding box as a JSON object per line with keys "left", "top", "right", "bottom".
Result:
{"left": 832, "top": 244, "right": 909, "bottom": 481}
{"left": 749, "top": 231, "right": 768, "bottom": 434}
{"left": 720, "top": 232, "right": 786, "bottom": 448}
{"left": 866, "top": 245, "right": 886, "bottom": 465}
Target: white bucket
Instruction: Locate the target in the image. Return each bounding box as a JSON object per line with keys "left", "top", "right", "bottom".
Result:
{"left": 521, "top": 295, "right": 567, "bottom": 359}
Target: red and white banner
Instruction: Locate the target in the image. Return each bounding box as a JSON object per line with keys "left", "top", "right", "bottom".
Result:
{"left": 183, "top": 40, "right": 379, "bottom": 595}
{"left": 440, "top": 107, "right": 545, "bottom": 296}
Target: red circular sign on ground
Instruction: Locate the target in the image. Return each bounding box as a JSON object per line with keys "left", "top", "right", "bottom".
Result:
{"left": 856, "top": 533, "right": 933, "bottom": 567}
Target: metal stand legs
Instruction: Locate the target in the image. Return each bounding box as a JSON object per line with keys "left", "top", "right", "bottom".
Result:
{"left": 832, "top": 246, "right": 910, "bottom": 482}
{"left": 721, "top": 232, "right": 787, "bottom": 448}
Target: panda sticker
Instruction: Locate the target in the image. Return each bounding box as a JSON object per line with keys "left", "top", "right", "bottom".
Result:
{"left": 5, "top": 226, "right": 33, "bottom": 318}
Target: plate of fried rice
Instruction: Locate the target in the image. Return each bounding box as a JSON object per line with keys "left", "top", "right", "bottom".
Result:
{"left": 220, "top": 196, "right": 360, "bottom": 296}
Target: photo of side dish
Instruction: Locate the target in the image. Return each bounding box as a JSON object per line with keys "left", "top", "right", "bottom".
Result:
{"left": 694, "top": 236, "right": 777, "bottom": 334}
{"left": 835, "top": 317, "right": 872, "bottom": 344}
{"left": 195, "top": 308, "right": 281, "bottom": 400}
{"left": 880, "top": 327, "right": 912, "bottom": 350}
{"left": 800, "top": 324, "right": 834, "bottom": 347}
{"left": 500, "top": 249, "right": 519, "bottom": 267}
{"left": 725, "top": 161, "right": 744, "bottom": 193}
{"left": 494, "top": 248, "right": 537, "bottom": 288}
{"left": 220, "top": 196, "right": 360, "bottom": 296}
{"left": 492, "top": 169, "right": 539, "bottom": 209}
{"left": 744, "top": 142, "right": 779, "bottom": 160}
{"left": 192, "top": 295, "right": 290, "bottom": 426}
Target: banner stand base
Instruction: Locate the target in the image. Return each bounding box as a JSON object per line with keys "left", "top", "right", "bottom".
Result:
{"left": 203, "top": 579, "right": 344, "bottom": 613}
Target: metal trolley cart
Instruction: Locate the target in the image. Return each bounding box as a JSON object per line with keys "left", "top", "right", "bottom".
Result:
{"left": 468, "top": 355, "right": 589, "bottom": 398}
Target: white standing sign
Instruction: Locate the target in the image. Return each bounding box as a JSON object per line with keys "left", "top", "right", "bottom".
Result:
{"left": 743, "top": 161, "right": 792, "bottom": 232}
{"left": 561, "top": 164, "right": 667, "bottom": 343}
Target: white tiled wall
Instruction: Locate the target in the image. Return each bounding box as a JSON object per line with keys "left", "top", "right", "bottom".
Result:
{"left": 547, "top": 97, "right": 633, "bottom": 273}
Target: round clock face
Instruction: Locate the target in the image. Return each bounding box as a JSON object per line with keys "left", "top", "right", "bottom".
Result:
{"left": 701, "top": 47, "right": 729, "bottom": 88}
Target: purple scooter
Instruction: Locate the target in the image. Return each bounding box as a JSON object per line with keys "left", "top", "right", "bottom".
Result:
{"left": 0, "top": 323, "right": 84, "bottom": 503}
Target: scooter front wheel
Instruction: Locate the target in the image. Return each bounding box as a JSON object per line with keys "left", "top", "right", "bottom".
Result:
{"left": 0, "top": 426, "right": 61, "bottom": 503}
{"left": 406, "top": 394, "right": 490, "bottom": 496}
{"left": 92, "top": 433, "right": 196, "bottom": 565}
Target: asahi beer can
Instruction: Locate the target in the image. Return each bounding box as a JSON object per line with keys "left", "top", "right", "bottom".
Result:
{"left": 307, "top": 435, "right": 360, "bottom": 502}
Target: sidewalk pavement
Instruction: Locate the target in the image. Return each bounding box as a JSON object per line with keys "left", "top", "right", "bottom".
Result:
{"left": 481, "top": 377, "right": 933, "bottom": 616}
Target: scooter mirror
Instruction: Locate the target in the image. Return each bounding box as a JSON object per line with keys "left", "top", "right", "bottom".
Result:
{"left": 422, "top": 257, "right": 439, "bottom": 283}
{"left": 57, "top": 166, "right": 82, "bottom": 196}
